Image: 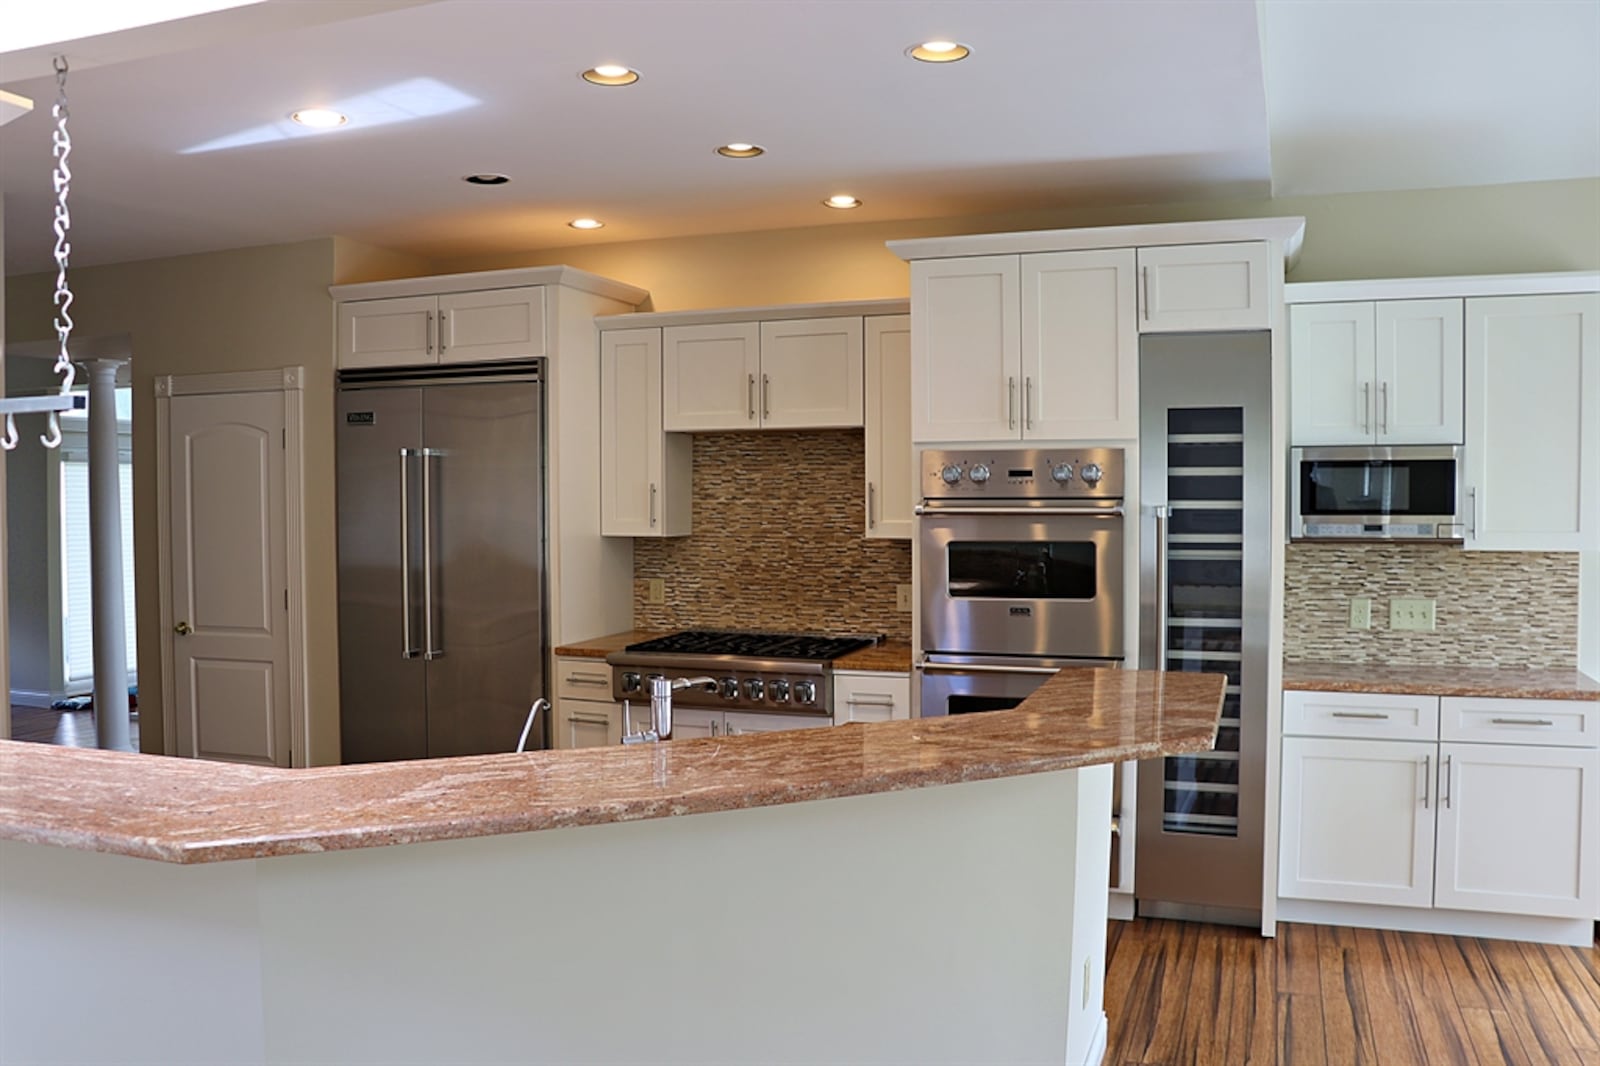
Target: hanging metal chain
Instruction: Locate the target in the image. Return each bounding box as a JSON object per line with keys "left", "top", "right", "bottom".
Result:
{"left": 42, "top": 54, "right": 77, "bottom": 449}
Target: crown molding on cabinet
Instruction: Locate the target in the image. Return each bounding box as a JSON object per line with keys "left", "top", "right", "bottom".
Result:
{"left": 596, "top": 298, "right": 909, "bottom": 331}
{"left": 887, "top": 216, "right": 1306, "bottom": 267}
{"left": 329, "top": 265, "right": 649, "bottom": 307}
{"left": 1287, "top": 271, "right": 1600, "bottom": 303}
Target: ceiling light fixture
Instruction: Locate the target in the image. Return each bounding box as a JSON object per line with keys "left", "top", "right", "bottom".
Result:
{"left": 463, "top": 173, "right": 510, "bottom": 185}
{"left": 289, "top": 107, "right": 348, "bottom": 128}
{"left": 581, "top": 64, "right": 639, "bottom": 86}
{"left": 568, "top": 218, "right": 604, "bottom": 230}
{"left": 716, "top": 143, "right": 765, "bottom": 158}
{"left": 908, "top": 40, "right": 970, "bottom": 63}
{"left": 823, "top": 194, "right": 861, "bottom": 210}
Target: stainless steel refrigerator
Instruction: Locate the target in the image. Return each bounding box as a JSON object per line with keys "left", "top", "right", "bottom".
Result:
{"left": 1136, "top": 331, "right": 1271, "bottom": 923}
{"left": 336, "top": 363, "right": 547, "bottom": 762}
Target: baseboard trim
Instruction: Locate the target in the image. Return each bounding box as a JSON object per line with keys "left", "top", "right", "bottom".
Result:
{"left": 1080, "top": 1009, "right": 1108, "bottom": 1066}
{"left": 1108, "top": 892, "right": 1135, "bottom": 921}
{"left": 1276, "top": 898, "right": 1596, "bottom": 948}
{"left": 9, "top": 690, "right": 57, "bottom": 709}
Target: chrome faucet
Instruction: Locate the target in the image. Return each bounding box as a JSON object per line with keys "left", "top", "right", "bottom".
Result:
{"left": 621, "top": 676, "right": 717, "bottom": 744}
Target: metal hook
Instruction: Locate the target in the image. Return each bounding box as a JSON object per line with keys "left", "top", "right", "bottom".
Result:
{"left": 1, "top": 414, "right": 18, "bottom": 452}
{"left": 39, "top": 412, "right": 62, "bottom": 450}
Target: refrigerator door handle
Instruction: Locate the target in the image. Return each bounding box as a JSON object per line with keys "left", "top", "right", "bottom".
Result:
{"left": 399, "top": 449, "right": 421, "bottom": 659}
{"left": 421, "top": 447, "right": 444, "bottom": 660}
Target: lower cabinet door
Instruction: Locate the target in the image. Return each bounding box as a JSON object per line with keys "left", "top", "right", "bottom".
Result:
{"left": 722, "top": 712, "right": 832, "bottom": 736}
{"left": 1279, "top": 737, "right": 1436, "bottom": 907}
{"left": 557, "top": 699, "right": 619, "bottom": 749}
{"left": 1434, "top": 742, "right": 1599, "bottom": 918}
{"left": 669, "top": 709, "right": 721, "bottom": 740}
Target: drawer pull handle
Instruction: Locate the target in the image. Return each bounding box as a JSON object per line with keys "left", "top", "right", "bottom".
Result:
{"left": 569, "top": 713, "right": 610, "bottom": 726}
{"left": 565, "top": 675, "right": 610, "bottom": 687}
{"left": 847, "top": 696, "right": 897, "bottom": 707}
{"left": 1331, "top": 711, "right": 1390, "bottom": 720}
{"left": 1489, "top": 717, "right": 1554, "bottom": 727}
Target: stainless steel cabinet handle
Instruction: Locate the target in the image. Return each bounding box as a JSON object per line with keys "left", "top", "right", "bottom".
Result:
{"left": 1140, "top": 266, "right": 1151, "bottom": 320}
{"left": 867, "top": 482, "right": 876, "bottom": 529}
{"left": 1490, "top": 717, "right": 1555, "bottom": 727}
{"left": 425, "top": 311, "right": 434, "bottom": 356}
{"left": 1153, "top": 504, "right": 1170, "bottom": 673}
{"left": 1361, "top": 382, "right": 1371, "bottom": 433}
{"left": 1441, "top": 754, "right": 1453, "bottom": 809}
{"left": 762, "top": 373, "right": 770, "bottom": 420}
{"left": 1422, "top": 755, "right": 1431, "bottom": 809}
{"left": 569, "top": 712, "right": 611, "bottom": 726}
{"left": 710, "top": 719, "right": 719, "bottom": 737}
{"left": 1468, "top": 487, "right": 1478, "bottom": 538}
{"left": 421, "top": 448, "right": 443, "bottom": 660}
{"left": 1008, "top": 377, "right": 1017, "bottom": 430}
{"left": 915, "top": 504, "right": 1124, "bottom": 517}
{"left": 1379, "top": 380, "right": 1389, "bottom": 434}
{"left": 649, "top": 483, "right": 657, "bottom": 527}
{"left": 399, "top": 448, "right": 420, "bottom": 659}
{"left": 1025, "top": 376, "right": 1035, "bottom": 431}
{"left": 565, "top": 675, "right": 610, "bottom": 687}
{"left": 919, "top": 661, "right": 1061, "bottom": 676}
{"left": 748, "top": 374, "right": 756, "bottom": 420}
{"left": 1331, "top": 711, "right": 1390, "bottom": 720}
{"left": 847, "top": 695, "right": 897, "bottom": 707}
{"left": 438, "top": 312, "right": 448, "bottom": 353}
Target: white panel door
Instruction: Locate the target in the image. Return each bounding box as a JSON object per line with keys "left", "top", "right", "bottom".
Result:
{"left": 662, "top": 323, "right": 761, "bottom": 431}
{"left": 1434, "top": 742, "right": 1598, "bottom": 918}
{"left": 1465, "top": 292, "right": 1600, "bottom": 550}
{"left": 168, "top": 391, "right": 290, "bottom": 766}
{"left": 1289, "top": 302, "right": 1375, "bottom": 445}
{"left": 1278, "top": 737, "right": 1436, "bottom": 908}
{"left": 1137, "top": 242, "right": 1271, "bottom": 333}
{"left": 601, "top": 328, "right": 664, "bottom": 536}
{"left": 555, "top": 698, "right": 617, "bottom": 749}
{"left": 438, "top": 286, "right": 546, "bottom": 364}
{"left": 1022, "top": 248, "right": 1138, "bottom": 440}
{"left": 911, "top": 255, "right": 1019, "bottom": 442}
{"left": 1376, "top": 298, "right": 1463, "bottom": 444}
{"left": 338, "top": 295, "right": 438, "bottom": 368}
{"left": 758, "top": 318, "right": 864, "bottom": 428}
{"left": 864, "top": 315, "right": 912, "bottom": 539}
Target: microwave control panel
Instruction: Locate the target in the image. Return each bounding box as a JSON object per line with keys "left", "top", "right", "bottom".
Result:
{"left": 921, "top": 447, "right": 1124, "bottom": 500}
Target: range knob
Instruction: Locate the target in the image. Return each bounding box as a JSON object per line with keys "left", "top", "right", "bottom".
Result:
{"left": 769, "top": 679, "right": 791, "bottom": 703}
{"left": 940, "top": 464, "right": 963, "bottom": 485}
{"left": 1050, "top": 463, "right": 1074, "bottom": 484}
{"left": 621, "top": 672, "right": 642, "bottom": 694}
{"left": 719, "top": 677, "right": 739, "bottom": 700}
{"left": 1080, "top": 463, "right": 1104, "bottom": 486}
{"left": 793, "top": 679, "right": 817, "bottom": 706}
{"left": 968, "top": 464, "right": 991, "bottom": 484}
{"left": 744, "top": 678, "right": 765, "bottom": 702}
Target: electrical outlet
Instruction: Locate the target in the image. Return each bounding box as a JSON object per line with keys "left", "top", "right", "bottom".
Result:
{"left": 646, "top": 578, "right": 665, "bottom": 605}
{"left": 1348, "top": 597, "right": 1372, "bottom": 630}
{"left": 1389, "top": 597, "right": 1436, "bottom": 631}
{"left": 896, "top": 584, "right": 913, "bottom": 612}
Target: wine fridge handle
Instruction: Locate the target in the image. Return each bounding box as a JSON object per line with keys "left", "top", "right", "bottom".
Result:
{"left": 1153, "top": 505, "right": 1170, "bottom": 673}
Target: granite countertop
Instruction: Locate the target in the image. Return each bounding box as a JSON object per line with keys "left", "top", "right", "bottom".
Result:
{"left": 552, "top": 631, "right": 662, "bottom": 659}
{"left": 1283, "top": 661, "right": 1600, "bottom": 701}
{"left": 0, "top": 668, "right": 1223, "bottom": 865}
{"left": 553, "top": 632, "right": 913, "bottom": 672}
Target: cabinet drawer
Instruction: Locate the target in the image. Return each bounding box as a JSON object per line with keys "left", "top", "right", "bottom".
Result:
{"left": 1283, "top": 689, "right": 1439, "bottom": 741}
{"left": 554, "top": 656, "right": 614, "bottom": 701}
{"left": 1440, "top": 697, "right": 1598, "bottom": 748}
{"left": 834, "top": 671, "right": 910, "bottom": 723}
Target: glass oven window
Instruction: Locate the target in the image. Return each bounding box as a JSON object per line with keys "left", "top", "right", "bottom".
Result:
{"left": 946, "top": 542, "right": 1097, "bottom": 599}
{"left": 1301, "top": 459, "right": 1456, "bottom": 516}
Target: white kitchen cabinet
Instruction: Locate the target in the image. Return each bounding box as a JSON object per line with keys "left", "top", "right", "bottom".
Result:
{"left": 552, "top": 655, "right": 627, "bottom": 749}
{"left": 1136, "top": 242, "right": 1271, "bottom": 333}
{"left": 668, "top": 708, "right": 721, "bottom": 740}
{"left": 666, "top": 708, "right": 829, "bottom": 738}
{"left": 832, "top": 671, "right": 911, "bottom": 723}
{"left": 1289, "top": 299, "right": 1463, "bottom": 445}
{"left": 911, "top": 255, "right": 1019, "bottom": 442}
{"left": 1464, "top": 292, "right": 1600, "bottom": 551}
{"left": 337, "top": 286, "right": 545, "bottom": 369}
{"left": 864, "top": 315, "right": 912, "bottom": 538}
{"left": 600, "top": 328, "right": 691, "bottom": 537}
{"left": 662, "top": 318, "right": 863, "bottom": 431}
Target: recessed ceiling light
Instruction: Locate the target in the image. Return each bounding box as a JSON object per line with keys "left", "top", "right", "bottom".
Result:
{"left": 716, "top": 143, "right": 765, "bottom": 158}
{"left": 581, "top": 64, "right": 639, "bottom": 86}
{"left": 568, "top": 218, "right": 604, "bottom": 230}
{"left": 290, "top": 107, "right": 347, "bottom": 128}
{"left": 823, "top": 194, "right": 861, "bottom": 210}
{"left": 908, "top": 40, "right": 970, "bottom": 63}
{"left": 463, "top": 173, "right": 510, "bottom": 185}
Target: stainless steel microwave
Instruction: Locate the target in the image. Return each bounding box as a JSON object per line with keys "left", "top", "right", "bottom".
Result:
{"left": 1291, "top": 445, "right": 1465, "bottom": 541}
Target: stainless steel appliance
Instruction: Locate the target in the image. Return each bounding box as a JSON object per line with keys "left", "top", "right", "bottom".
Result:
{"left": 1136, "top": 331, "right": 1270, "bottom": 923}
{"left": 915, "top": 446, "right": 1125, "bottom": 718}
{"left": 1292, "top": 444, "right": 1464, "bottom": 541}
{"left": 607, "top": 631, "right": 878, "bottom": 721}
{"left": 336, "top": 363, "right": 547, "bottom": 762}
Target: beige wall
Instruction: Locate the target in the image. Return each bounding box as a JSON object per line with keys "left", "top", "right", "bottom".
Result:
{"left": 4, "top": 239, "right": 339, "bottom": 760}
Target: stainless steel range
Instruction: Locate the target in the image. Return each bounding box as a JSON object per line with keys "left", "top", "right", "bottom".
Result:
{"left": 608, "top": 631, "right": 878, "bottom": 717}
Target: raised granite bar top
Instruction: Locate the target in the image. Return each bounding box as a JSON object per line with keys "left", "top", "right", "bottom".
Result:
{"left": 0, "top": 668, "right": 1222, "bottom": 865}
{"left": 1283, "top": 661, "right": 1600, "bottom": 701}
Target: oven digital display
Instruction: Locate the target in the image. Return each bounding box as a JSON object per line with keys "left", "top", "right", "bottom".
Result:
{"left": 1008, "top": 469, "right": 1032, "bottom": 479}
{"left": 946, "top": 541, "right": 1097, "bottom": 599}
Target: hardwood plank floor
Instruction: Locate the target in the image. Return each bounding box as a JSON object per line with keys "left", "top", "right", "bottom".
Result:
{"left": 8, "top": 704, "right": 139, "bottom": 748}
{"left": 1105, "top": 919, "right": 1600, "bottom": 1066}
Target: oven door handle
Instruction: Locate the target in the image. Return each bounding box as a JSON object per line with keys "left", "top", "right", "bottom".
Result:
{"left": 913, "top": 504, "right": 1124, "bottom": 518}
{"left": 916, "top": 661, "right": 1064, "bottom": 676}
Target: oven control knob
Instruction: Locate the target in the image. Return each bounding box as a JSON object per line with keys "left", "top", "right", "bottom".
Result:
{"left": 968, "top": 464, "right": 991, "bottom": 484}
{"left": 769, "top": 679, "right": 791, "bottom": 703}
{"left": 621, "top": 672, "right": 642, "bottom": 694}
{"left": 1051, "top": 463, "right": 1074, "bottom": 483}
{"left": 1080, "top": 463, "right": 1104, "bottom": 486}
{"left": 940, "top": 464, "right": 963, "bottom": 484}
{"left": 793, "top": 680, "right": 817, "bottom": 705}
{"left": 744, "top": 678, "right": 765, "bottom": 702}
{"left": 719, "top": 677, "right": 739, "bottom": 700}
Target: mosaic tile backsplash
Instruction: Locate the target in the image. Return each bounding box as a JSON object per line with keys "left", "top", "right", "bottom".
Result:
{"left": 632, "top": 430, "right": 913, "bottom": 640}
{"left": 1283, "top": 543, "right": 1580, "bottom": 668}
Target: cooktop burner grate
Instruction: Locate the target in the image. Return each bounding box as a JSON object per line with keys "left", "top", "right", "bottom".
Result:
{"left": 624, "top": 631, "right": 876, "bottom": 661}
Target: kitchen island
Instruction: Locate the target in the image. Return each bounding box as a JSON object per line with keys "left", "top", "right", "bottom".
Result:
{"left": 1, "top": 668, "right": 1223, "bottom": 1065}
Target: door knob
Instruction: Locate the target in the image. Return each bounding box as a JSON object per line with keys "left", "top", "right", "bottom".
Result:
{"left": 174, "top": 621, "right": 192, "bottom": 635}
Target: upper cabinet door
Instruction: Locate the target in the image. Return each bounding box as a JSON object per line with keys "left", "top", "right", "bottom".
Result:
{"left": 865, "top": 315, "right": 912, "bottom": 539}
{"left": 911, "top": 255, "right": 1020, "bottom": 442}
{"left": 339, "top": 295, "right": 439, "bottom": 368}
{"left": 1137, "top": 242, "right": 1271, "bottom": 333}
{"left": 1375, "top": 299, "right": 1463, "bottom": 444}
{"left": 1289, "top": 302, "right": 1376, "bottom": 446}
{"left": 1465, "top": 292, "right": 1599, "bottom": 551}
{"left": 758, "top": 317, "right": 864, "bottom": 428}
{"left": 662, "top": 322, "right": 762, "bottom": 431}
{"left": 1021, "top": 248, "right": 1138, "bottom": 440}
{"left": 601, "top": 328, "right": 663, "bottom": 537}
{"left": 438, "top": 286, "right": 546, "bottom": 364}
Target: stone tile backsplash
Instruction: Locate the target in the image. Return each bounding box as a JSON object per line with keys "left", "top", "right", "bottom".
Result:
{"left": 632, "top": 430, "right": 913, "bottom": 640}
{"left": 1283, "top": 543, "right": 1579, "bottom": 668}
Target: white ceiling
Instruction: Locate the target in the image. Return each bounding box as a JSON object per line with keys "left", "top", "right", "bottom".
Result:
{"left": 0, "top": 0, "right": 1595, "bottom": 275}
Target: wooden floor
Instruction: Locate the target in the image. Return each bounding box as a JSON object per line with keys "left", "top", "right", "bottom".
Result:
{"left": 8, "top": 705, "right": 139, "bottom": 749}
{"left": 1105, "top": 918, "right": 1600, "bottom": 1065}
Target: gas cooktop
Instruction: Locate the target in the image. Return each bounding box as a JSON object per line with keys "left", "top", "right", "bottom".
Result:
{"left": 623, "top": 631, "right": 877, "bottom": 662}
{"left": 607, "top": 631, "right": 880, "bottom": 715}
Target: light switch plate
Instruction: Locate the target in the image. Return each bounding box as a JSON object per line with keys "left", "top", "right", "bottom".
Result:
{"left": 646, "top": 578, "right": 665, "bottom": 605}
{"left": 1348, "top": 597, "right": 1372, "bottom": 630}
{"left": 1390, "top": 597, "right": 1436, "bottom": 631}
{"left": 896, "top": 584, "right": 913, "bottom": 612}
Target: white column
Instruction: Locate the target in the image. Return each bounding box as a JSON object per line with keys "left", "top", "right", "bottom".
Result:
{"left": 86, "top": 359, "right": 131, "bottom": 752}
